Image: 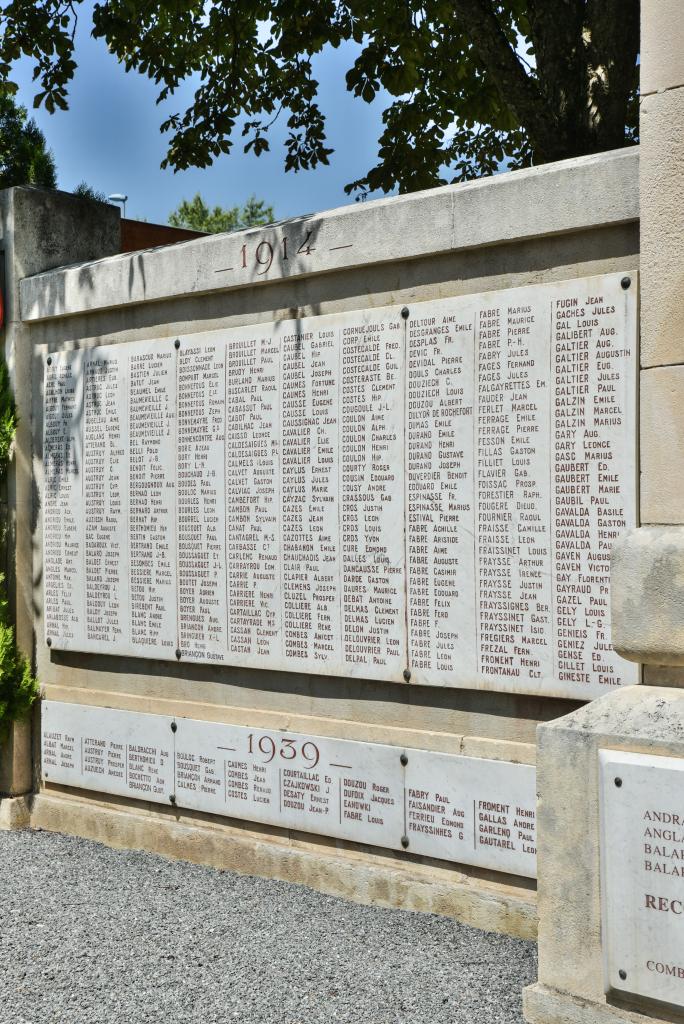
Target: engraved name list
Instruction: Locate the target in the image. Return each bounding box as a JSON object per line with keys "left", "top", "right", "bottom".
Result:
{"left": 43, "top": 273, "right": 638, "bottom": 699}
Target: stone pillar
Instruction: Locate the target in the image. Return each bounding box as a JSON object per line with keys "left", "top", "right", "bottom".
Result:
{"left": 525, "top": 6, "right": 684, "bottom": 1024}
{"left": 611, "top": 0, "right": 684, "bottom": 668}
{"left": 0, "top": 188, "right": 119, "bottom": 821}
{"left": 525, "top": 686, "right": 684, "bottom": 1024}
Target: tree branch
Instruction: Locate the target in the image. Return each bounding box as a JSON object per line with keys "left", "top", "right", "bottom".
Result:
{"left": 450, "top": 0, "right": 559, "bottom": 160}
{"left": 585, "top": 0, "right": 639, "bottom": 150}
{"left": 525, "top": 0, "right": 585, "bottom": 121}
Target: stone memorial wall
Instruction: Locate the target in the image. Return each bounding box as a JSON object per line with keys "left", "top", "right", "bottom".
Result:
{"left": 43, "top": 272, "right": 637, "bottom": 699}
{"left": 41, "top": 700, "right": 537, "bottom": 877}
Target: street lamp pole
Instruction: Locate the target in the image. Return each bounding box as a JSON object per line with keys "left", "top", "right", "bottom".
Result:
{"left": 107, "top": 193, "right": 128, "bottom": 219}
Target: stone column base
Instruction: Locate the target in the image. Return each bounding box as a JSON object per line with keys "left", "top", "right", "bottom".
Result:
{"left": 524, "top": 983, "right": 672, "bottom": 1024}
{"left": 0, "top": 794, "right": 31, "bottom": 830}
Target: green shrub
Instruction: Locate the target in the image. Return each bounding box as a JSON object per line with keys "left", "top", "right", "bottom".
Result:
{"left": 0, "top": 358, "right": 18, "bottom": 480}
{"left": 0, "top": 356, "right": 38, "bottom": 739}
{"left": 0, "top": 580, "right": 37, "bottom": 739}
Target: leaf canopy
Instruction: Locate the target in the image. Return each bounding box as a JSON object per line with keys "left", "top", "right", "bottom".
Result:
{"left": 168, "top": 193, "right": 275, "bottom": 233}
{"left": 0, "top": 0, "right": 639, "bottom": 195}
{"left": 0, "top": 89, "right": 56, "bottom": 189}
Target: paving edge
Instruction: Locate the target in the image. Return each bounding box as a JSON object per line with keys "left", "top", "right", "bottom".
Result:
{"left": 30, "top": 792, "right": 537, "bottom": 940}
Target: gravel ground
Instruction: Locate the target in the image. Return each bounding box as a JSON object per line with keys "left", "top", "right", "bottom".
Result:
{"left": 0, "top": 829, "right": 537, "bottom": 1024}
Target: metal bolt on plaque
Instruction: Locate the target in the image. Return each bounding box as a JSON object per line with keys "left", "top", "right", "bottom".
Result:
{"left": 175, "top": 649, "right": 181, "bottom": 660}
{"left": 401, "top": 306, "right": 409, "bottom": 319}
{"left": 174, "top": 338, "right": 181, "bottom": 349}
{"left": 171, "top": 722, "right": 177, "bottom": 733}
{"left": 169, "top": 794, "right": 176, "bottom": 805}
{"left": 46, "top": 637, "right": 52, "bottom": 648}
{"left": 621, "top": 276, "right": 631, "bottom": 289}
{"left": 401, "top": 835, "right": 409, "bottom": 848}
{"left": 46, "top": 355, "right": 52, "bottom": 366}
{"left": 403, "top": 669, "right": 411, "bottom": 682}
{"left": 614, "top": 777, "right": 622, "bottom": 788}
{"left": 400, "top": 753, "right": 408, "bottom": 766}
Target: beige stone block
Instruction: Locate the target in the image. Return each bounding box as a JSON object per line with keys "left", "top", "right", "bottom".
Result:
{"left": 31, "top": 791, "right": 537, "bottom": 939}
{"left": 20, "top": 149, "right": 638, "bottom": 323}
{"left": 0, "top": 719, "right": 32, "bottom": 796}
{"left": 528, "top": 686, "right": 684, "bottom": 1016}
{"left": 641, "top": 0, "right": 684, "bottom": 96}
{"left": 612, "top": 526, "right": 684, "bottom": 664}
{"left": 24, "top": 222, "right": 639, "bottom": 358}
{"left": 643, "top": 663, "right": 684, "bottom": 687}
{"left": 639, "top": 366, "right": 684, "bottom": 522}
{"left": 640, "top": 88, "right": 684, "bottom": 367}
{"left": 0, "top": 795, "right": 30, "bottom": 830}
{"left": 525, "top": 981, "right": 667, "bottom": 1024}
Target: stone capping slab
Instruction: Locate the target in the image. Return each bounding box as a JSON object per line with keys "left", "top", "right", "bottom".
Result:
{"left": 612, "top": 526, "right": 684, "bottom": 666}
{"left": 20, "top": 147, "right": 638, "bottom": 323}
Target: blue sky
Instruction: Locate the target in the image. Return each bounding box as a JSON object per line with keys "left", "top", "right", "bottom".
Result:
{"left": 12, "top": 11, "right": 389, "bottom": 224}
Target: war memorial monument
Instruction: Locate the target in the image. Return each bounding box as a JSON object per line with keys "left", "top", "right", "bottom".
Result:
{"left": 0, "top": 3, "right": 683, "bottom": 1022}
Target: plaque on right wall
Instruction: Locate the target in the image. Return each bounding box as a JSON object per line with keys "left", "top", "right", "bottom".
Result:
{"left": 600, "top": 750, "right": 684, "bottom": 1009}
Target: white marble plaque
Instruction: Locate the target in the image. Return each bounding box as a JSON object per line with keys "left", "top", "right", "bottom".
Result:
{"left": 600, "top": 751, "right": 684, "bottom": 1009}
{"left": 173, "top": 717, "right": 405, "bottom": 848}
{"left": 127, "top": 342, "right": 178, "bottom": 659}
{"left": 41, "top": 700, "right": 174, "bottom": 800}
{"left": 43, "top": 272, "right": 637, "bottom": 698}
{"left": 44, "top": 350, "right": 84, "bottom": 645}
{"left": 177, "top": 340, "right": 227, "bottom": 660}
{"left": 225, "top": 325, "right": 281, "bottom": 664}
{"left": 41, "top": 700, "right": 536, "bottom": 876}
{"left": 405, "top": 749, "right": 536, "bottom": 876}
